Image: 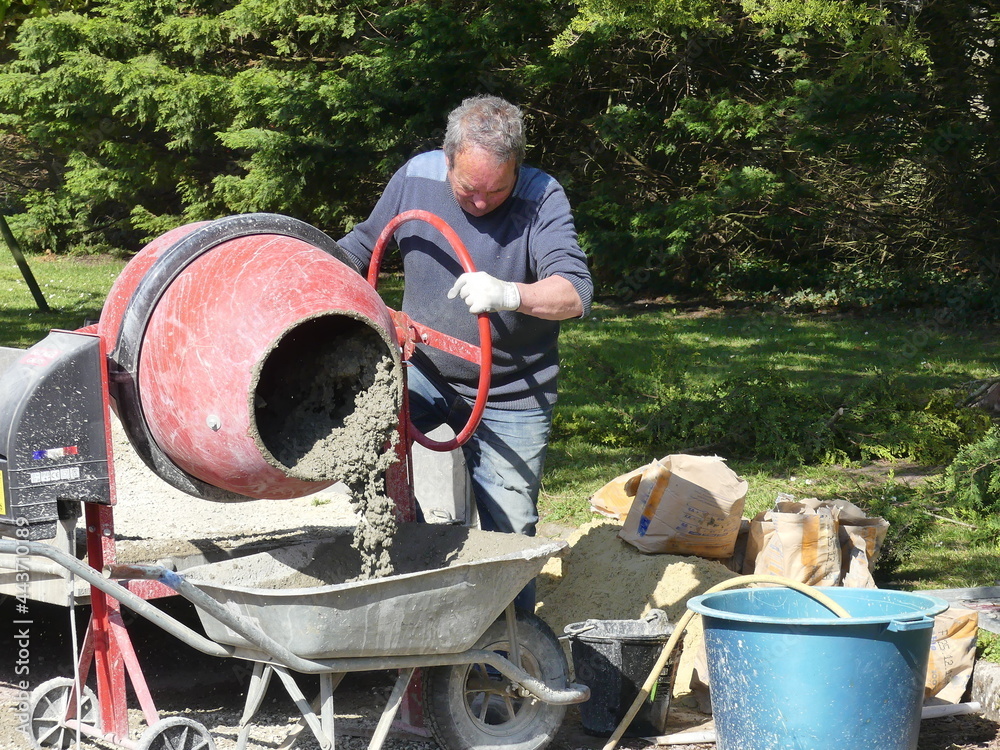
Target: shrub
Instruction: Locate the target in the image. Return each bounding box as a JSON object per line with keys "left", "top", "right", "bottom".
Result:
{"left": 941, "top": 427, "right": 1000, "bottom": 540}
{"left": 833, "top": 375, "right": 992, "bottom": 465}
{"left": 852, "top": 482, "right": 937, "bottom": 582}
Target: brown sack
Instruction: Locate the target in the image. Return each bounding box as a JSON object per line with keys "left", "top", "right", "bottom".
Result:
{"left": 743, "top": 501, "right": 841, "bottom": 586}
{"left": 589, "top": 465, "right": 648, "bottom": 520}
{"left": 838, "top": 516, "right": 890, "bottom": 588}
{"left": 925, "top": 608, "right": 979, "bottom": 704}
{"left": 619, "top": 455, "right": 748, "bottom": 558}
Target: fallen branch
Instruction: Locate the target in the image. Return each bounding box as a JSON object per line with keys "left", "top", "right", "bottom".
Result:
{"left": 922, "top": 510, "right": 977, "bottom": 529}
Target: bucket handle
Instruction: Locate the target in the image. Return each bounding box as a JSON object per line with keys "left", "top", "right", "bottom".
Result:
{"left": 561, "top": 609, "right": 668, "bottom": 640}
{"left": 888, "top": 616, "right": 934, "bottom": 632}
{"left": 560, "top": 622, "right": 597, "bottom": 639}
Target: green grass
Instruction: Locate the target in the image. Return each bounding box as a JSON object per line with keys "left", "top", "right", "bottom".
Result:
{"left": 544, "top": 305, "right": 996, "bottom": 504}
{"left": 890, "top": 521, "right": 1000, "bottom": 590}
{"left": 0, "top": 253, "right": 125, "bottom": 345}
{"left": 543, "top": 304, "right": 1000, "bottom": 592}
{"left": 3, "top": 249, "right": 998, "bottom": 592}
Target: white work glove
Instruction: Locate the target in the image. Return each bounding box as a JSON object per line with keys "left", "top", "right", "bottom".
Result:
{"left": 447, "top": 272, "right": 521, "bottom": 314}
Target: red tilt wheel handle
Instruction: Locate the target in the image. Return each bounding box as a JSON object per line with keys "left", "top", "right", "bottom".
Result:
{"left": 366, "top": 209, "right": 493, "bottom": 452}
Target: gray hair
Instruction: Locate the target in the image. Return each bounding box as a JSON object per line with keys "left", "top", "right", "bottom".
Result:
{"left": 443, "top": 95, "right": 526, "bottom": 168}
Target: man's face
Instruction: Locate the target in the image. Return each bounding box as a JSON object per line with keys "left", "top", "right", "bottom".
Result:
{"left": 447, "top": 147, "right": 518, "bottom": 217}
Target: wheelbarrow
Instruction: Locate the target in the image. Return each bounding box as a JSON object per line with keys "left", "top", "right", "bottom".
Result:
{"left": 4, "top": 523, "right": 588, "bottom": 750}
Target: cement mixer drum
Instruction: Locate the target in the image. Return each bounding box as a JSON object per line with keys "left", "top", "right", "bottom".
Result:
{"left": 99, "top": 214, "right": 403, "bottom": 501}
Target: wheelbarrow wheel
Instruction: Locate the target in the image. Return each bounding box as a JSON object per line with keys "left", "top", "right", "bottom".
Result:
{"left": 136, "top": 717, "right": 216, "bottom": 750}
{"left": 423, "top": 610, "right": 568, "bottom": 750}
{"left": 28, "top": 677, "right": 99, "bottom": 749}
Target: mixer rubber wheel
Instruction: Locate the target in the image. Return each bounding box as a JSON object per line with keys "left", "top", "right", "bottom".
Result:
{"left": 423, "top": 610, "right": 568, "bottom": 750}
{"left": 136, "top": 717, "right": 216, "bottom": 750}
{"left": 28, "top": 677, "right": 99, "bottom": 749}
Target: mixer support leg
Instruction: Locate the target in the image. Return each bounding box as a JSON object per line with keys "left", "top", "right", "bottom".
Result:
{"left": 79, "top": 503, "right": 161, "bottom": 742}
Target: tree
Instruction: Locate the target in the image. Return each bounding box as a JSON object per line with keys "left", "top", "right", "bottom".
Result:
{"left": 522, "top": 0, "right": 946, "bottom": 298}
{"left": 2, "top": 0, "right": 999, "bottom": 315}
{"left": 0, "top": 0, "right": 565, "bottom": 252}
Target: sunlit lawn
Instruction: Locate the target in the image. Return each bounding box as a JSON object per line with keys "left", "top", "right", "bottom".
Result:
{"left": 0, "top": 252, "right": 124, "bottom": 346}
{"left": 546, "top": 305, "right": 997, "bottom": 513}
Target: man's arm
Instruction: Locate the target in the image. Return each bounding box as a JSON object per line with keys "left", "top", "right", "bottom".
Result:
{"left": 448, "top": 272, "right": 585, "bottom": 320}
{"left": 522, "top": 175, "right": 593, "bottom": 319}
{"left": 515, "top": 275, "right": 584, "bottom": 320}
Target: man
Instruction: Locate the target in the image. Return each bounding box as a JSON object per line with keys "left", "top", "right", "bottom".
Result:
{"left": 338, "top": 96, "right": 593, "bottom": 604}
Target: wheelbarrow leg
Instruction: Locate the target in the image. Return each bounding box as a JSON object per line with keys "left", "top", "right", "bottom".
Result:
{"left": 271, "top": 664, "right": 334, "bottom": 750}
{"left": 277, "top": 673, "right": 346, "bottom": 750}
{"left": 504, "top": 602, "right": 522, "bottom": 670}
{"left": 368, "top": 667, "right": 415, "bottom": 750}
{"left": 237, "top": 662, "right": 273, "bottom": 750}
{"left": 320, "top": 671, "right": 336, "bottom": 744}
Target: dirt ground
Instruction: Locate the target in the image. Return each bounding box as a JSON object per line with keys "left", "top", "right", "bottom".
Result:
{"left": 2, "top": 419, "right": 1000, "bottom": 749}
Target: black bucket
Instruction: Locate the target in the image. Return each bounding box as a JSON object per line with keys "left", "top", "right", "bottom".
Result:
{"left": 563, "top": 610, "right": 675, "bottom": 737}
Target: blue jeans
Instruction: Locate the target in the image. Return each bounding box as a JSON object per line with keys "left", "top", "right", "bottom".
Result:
{"left": 406, "top": 363, "right": 553, "bottom": 609}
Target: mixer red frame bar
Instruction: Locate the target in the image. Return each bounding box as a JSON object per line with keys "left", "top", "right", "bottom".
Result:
{"left": 71, "top": 328, "right": 174, "bottom": 744}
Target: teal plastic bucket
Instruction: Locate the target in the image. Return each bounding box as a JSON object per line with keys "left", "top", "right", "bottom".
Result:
{"left": 687, "top": 587, "right": 949, "bottom": 750}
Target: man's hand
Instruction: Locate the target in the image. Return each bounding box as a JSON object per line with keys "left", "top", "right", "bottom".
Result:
{"left": 448, "top": 272, "right": 521, "bottom": 314}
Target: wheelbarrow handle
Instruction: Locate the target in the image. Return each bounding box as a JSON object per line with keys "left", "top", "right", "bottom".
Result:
{"left": 7, "top": 539, "right": 348, "bottom": 675}
{"left": 0, "top": 539, "right": 232, "bottom": 659}
{"left": 104, "top": 563, "right": 166, "bottom": 580}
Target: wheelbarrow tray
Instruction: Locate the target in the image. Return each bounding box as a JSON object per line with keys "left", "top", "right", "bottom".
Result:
{"left": 181, "top": 523, "right": 565, "bottom": 659}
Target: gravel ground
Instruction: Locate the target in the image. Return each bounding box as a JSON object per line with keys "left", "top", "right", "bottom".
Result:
{"left": 2, "top": 417, "right": 999, "bottom": 748}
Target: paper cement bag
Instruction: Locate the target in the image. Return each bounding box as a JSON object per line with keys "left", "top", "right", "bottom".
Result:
{"left": 925, "top": 608, "right": 979, "bottom": 703}
{"left": 619, "top": 454, "right": 749, "bottom": 558}
{"left": 743, "top": 500, "right": 842, "bottom": 586}
{"left": 589, "top": 465, "right": 648, "bottom": 520}
{"left": 838, "top": 515, "right": 890, "bottom": 588}
{"left": 744, "top": 496, "right": 890, "bottom": 587}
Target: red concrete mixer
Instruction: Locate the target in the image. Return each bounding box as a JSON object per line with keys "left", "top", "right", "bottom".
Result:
{"left": 97, "top": 210, "right": 491, "bottom": 505}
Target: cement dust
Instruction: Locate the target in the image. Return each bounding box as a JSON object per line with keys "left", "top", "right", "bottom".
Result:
{"left": 269, "top": 333, "right": 402, "bottom": 580}
{"left": 536, "top": 519, "right": 735, "bottom": 699}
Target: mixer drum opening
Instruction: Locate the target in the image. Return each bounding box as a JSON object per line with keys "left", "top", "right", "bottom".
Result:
{"left": 253, "top": 313, "right": 403, "bottom": 482}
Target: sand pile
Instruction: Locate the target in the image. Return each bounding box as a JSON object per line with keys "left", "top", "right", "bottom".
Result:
{"left": 536, "top": 519, "right": 736, "bottom": 699}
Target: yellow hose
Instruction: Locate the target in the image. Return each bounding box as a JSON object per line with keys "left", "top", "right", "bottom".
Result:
{"left": 600, "top": 575, "right": 852, "bottom": 750}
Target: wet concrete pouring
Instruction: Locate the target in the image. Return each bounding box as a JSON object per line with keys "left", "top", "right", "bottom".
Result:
{"left": 256, "top": 323, "right": 402, "bottom": 579}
